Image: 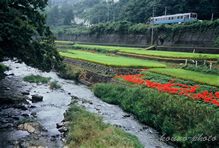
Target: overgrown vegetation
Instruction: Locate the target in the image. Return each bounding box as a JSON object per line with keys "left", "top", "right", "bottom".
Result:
{"left": 64, "top": 104, "right": 144, "bottom": 148}
{"left": 214, "top": 37, "right": 219, "bottom": 47}
{"left": 0, "top": 94, "right": 27, "bottom": 104}
{"left": 0, "top": 63, "right": 8, "bottom": 80}
{"left": 49, "top": 81, "right": 62, "bottom": 89}
{"left": 23, "top": 75, "right": 51, "bottom": 84}
{"left": 57, "top": 64, "right": 83, "bottom": 80}
{"left": 55, "top": 19, "right": 219, "bottom": 40}
{"left": 181, "top": 65, "right": 219, "bottom": 75}
{"left": 94, "top": 83, "right": 219, "bottom": 148}
{"left": 149, "top": 68, "right": 219, "bottom": 87}
{"left": 18, "top": 119, "right": 36, "bottom": 124}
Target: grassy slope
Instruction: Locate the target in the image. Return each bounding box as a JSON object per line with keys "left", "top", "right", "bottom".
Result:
{"left": 149, "top": 68, "right": 219, "bottom": 87}
{"left": 59, "top": 50, "right": 166, "bottom": 68}
{"left": 65, "top": 105, "right": 144, "bottom": 148}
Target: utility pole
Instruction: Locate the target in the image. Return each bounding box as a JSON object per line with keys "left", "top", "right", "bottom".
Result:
{"left": 211, "top": 13, "right": 214, "bottom": 22}
{"left": 165, "top": 6, "right": 167, "bottom": 15}
{"left": 151, "top": 5, "right": 155, "bottom": 45}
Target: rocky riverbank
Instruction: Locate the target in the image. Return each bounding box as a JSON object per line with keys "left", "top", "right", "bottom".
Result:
{"left": 0, "top": 60, "right": 176, "bottom": 148}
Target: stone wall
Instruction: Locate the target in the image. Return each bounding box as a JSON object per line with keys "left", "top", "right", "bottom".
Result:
{"left": 57, "top": 29, "right": 218, "bottom": 48}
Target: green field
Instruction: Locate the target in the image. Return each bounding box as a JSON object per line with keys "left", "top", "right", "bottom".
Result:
{"left": 60, "top": 43, "right": 219, "bottom": 60}
{"left": 118, "top": 50, "right": 219, "bottom": 60}
{"left": 149, "top": 68, "right": 219, "bottom": 87}
{"left": 59, "top": 50, "right": 166, "bottom": 68}
{"left": 55, "top": 41, "right": 74, "bottom": 44}
{"left": 73, "top": 44, "right": 145, "bottom": 50}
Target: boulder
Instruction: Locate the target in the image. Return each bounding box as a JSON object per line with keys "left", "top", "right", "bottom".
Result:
{"left": 31, "top": 95, "right": 43, "bottom": 103}
{"left": 21, "top": 91, "right": 30, "bottom": 95}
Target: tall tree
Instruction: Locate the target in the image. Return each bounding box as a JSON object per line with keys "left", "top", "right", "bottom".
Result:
{"left": 0, "top": 0, "right": 63, "bottom": 72}
{"left": 63, "top": 10, "right": 74, "bottom": 25}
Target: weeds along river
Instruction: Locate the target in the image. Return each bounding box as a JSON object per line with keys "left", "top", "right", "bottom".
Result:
{"left": 0, "top": 60, "right": 174, "bottom": 148}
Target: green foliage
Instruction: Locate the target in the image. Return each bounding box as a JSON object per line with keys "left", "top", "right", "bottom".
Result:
{"left": 139, "top": 71, "right": 217, "bottom": 94}
{"left": 0, "top": 94, "right": 26, "bottom": 104}
{"left": 149, "top": 68, "right": 219, "bottom": 87}
{"left": 0, "top": 0, "right": 64, "bottom": 72}
{"left": 58, "top": 64, "right": 83, "bottom": 80}
{"left": 18, "top": 119, "right": 36, "bottom": 124}
{"left": 181, "top": 65, "right": 219, "bottom": 75}
{"left": 214, "top": 37, "right": 219, "bottom": 47}
{"left": 94, "top": 83, "right": 219, "bottom": 147}
{"left": 118, "top": 0, "right": 219, "bottom": 23}
{"left": 23, "top": 75, "right": 51, "bottom": 84}
{"left": 0, "top": 63, "right": 8, "bottom": 80}
{"left": 63, "top": 10, "right": 74, "bottom": 25}
{"left": 49, "top": 81, "right": 61, "bottom": 89}
{"left": 65, "top": 104, "right": 144, "bottom": 148}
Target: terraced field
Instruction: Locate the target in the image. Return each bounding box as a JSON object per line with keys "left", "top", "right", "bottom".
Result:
{"left": 59, "top": 50, "right": 166, "bottom": 68}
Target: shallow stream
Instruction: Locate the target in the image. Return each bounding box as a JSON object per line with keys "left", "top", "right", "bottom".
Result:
{"left": 0, "top": 60, "right": 174, "bottom": 148}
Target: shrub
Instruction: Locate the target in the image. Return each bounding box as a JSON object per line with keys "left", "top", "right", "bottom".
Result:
{"left": 0, "top": 63, "right": 8, "bottom": 79}
{"left": 49, "top": 81, "right": 61, "bottom": 89}
{"left": 214, "top": 37, "right": 219, "bottom": 47}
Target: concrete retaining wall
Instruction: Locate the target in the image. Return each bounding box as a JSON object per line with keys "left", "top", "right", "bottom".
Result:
{"left": 57, "top": 29, "right": 218, "bottom": 48}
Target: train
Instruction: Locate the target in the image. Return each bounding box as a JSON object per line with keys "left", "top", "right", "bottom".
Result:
{"left": 150, "top": 13, "right": 198, "bottom": 25}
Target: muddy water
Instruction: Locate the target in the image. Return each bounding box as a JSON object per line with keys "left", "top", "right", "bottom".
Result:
{"left": 0, "top": 60, "right": 174, "bottom": 148}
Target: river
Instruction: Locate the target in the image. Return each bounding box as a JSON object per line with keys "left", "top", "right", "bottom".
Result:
{"left": 0, "top": 60, "right": 174, "bottom": 148}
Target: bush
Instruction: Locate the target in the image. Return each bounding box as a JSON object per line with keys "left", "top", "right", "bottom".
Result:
{"left": 181, "top": 65, "right": 219, "bottom": 75}
{"left": 23, "top": 75, "right": 51, "bottom": 84}
{"left": 58, "top": 64, "right": 83, "bottom": 80}
{"left": 49, "top": 81, "right": 61, "bottom": 89}
{"left": 214, "top": 37, "right": 219, "bottom": 48}
{"left": 0, "top": 63, "right": 8, "bottom": 79}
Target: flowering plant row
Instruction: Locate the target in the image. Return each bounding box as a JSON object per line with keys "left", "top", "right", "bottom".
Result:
{"left": 114, "top": 74, "right": 219, "bottom": 106}
{"left": 77, "top": 49, "right": 115, "bottom": 56}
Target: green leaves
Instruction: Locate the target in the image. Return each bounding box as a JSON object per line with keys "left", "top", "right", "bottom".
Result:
{"left": 0, "top": 0, "right": 64, "bottom": 72}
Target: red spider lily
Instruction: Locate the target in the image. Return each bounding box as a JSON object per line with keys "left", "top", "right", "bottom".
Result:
{"left": 142, "top": 69, "right": 149, "bottom": 71}
{"left": 108, "top": 53, "right": 111, "bottom": 56}
{"left": 112, "top": 54, "right": 115, "bottom": 56}
{"left": 114, "top": 74, "right": 219, "bottom": 106}
{"left": 90, "top": 51, "right": 95, "bottom": 53}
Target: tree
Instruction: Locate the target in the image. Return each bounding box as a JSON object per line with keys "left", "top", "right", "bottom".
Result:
{"left": 0, "top": 0, "right": 64, "bottom": 72}
{"left": 63, "top": 10, "right": 74, "bottom": 25}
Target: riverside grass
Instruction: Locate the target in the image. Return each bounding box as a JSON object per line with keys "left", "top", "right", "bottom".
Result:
{"left": 64, "top": 104, "right": 143, "bottom": 148}
{"left": 59, "top": 50, "right": 166, "bottom": 68}
{"left": 94, "top": 83, "right": 219, "bottom": 148}
{"left": 23, "top": 75, "right": 51, "bottom": 84}
{"left": 149, "top": 68, "right": 219, "bottom": 87}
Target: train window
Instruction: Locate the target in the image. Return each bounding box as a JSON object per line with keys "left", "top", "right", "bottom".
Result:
{"left": 177, "top": 16, "right": 179, "bottom": 19}
{"left": 155, "top": 19, "right": 157, "bottom": 21}
{"left": 172, "top": 17, "right": 174, "bottom": 20}
{"left": 181, "top": 16, "right": 183, "bottom": 19}
{"left": 169, "top": 17, "right": 170, "bottom": 20}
